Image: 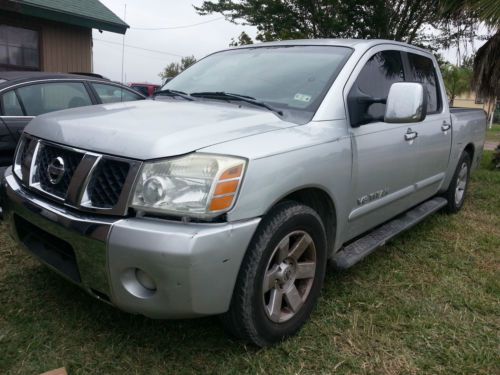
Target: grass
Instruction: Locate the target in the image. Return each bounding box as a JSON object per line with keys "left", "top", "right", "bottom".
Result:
{"left": 1, "top": 153, "right": 499, "bottom": 375}
{"left": 486, "top": 123, "right": 500, "bottom": 143}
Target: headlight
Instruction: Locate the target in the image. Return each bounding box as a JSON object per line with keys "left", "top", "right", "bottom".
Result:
{"left": 131, "top": 153, "right": 246, "bottom": 218}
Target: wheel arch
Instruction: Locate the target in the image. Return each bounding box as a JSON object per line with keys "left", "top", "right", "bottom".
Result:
{"left": 463, "top": 142, "right": 475, "bottom": 160}
{"left": 267, "top": 186, "right": 338, "bottom": 254}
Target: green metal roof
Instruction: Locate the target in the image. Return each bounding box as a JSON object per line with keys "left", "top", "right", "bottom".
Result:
{"left": 4, "top": 0, "right": 129, "bottom": 34}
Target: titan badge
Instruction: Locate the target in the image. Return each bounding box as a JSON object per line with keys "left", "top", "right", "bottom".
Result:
{"left": 357, "top": 189, "right": 388, "bottom": 206}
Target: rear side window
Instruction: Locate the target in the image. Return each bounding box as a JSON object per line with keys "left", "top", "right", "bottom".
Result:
{"left": 1, "top": 90, "right": 24, "bottom": 116}
{"left": 92, "top": 83, "right": 143, "bottom": 103}
{"left": 407, "top": 53, "right": 440, "bottom": 113}
{"left": 349, "top": 50, "right": 405, "bottom": 125}
{"left": 16, "top": 82, "right": 92, "bottom": 116}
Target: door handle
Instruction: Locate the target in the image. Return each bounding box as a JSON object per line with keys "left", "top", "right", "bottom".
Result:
{"left": 404, "top": 128, "right": 418, "bottom": 141}
{"left": 441, "top": 122, "right": 451, "bottom": 132}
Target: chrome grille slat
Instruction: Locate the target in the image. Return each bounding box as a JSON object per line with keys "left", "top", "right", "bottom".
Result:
{"left": 66, "top": 153, "right": 101, "bottom": 206}
{"left": 13, "top": 135, "right": 141, "bottom": 216}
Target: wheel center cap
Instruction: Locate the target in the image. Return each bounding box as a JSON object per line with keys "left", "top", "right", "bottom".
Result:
{"left": 277, "top": 261, "right": 295, "bottom": 284}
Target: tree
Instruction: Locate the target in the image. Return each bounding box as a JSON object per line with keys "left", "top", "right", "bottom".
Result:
{"left": 473, "top": 31, "right": 499, "bottom": 126}
{"left": 196, "top": 0, "right": 498, "bottom": 123}
{"left": 159, "top": 56, "right": 197, "bottom": 81}
{"left": 439, "top": 0, "right": 499, "bottom": 126}
{"left": 441, "top": 64, "right": 473, "bottom": 106}
{"left": 230, "top": 31, "right": 254, "bottom": 46}
{"left": 195, "top": 0, "right": 454, "bottom": 45}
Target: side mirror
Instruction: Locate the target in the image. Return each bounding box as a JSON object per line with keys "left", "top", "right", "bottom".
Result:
{"left": 384, "top": 82, "right": 427, "bottom": 123}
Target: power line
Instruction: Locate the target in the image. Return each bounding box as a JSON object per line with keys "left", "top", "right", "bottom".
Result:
{"left": 93, "top": 38, "right": 184, "bottom": 57}
{"left": 131, "top": 17, "right": 225, "bottom": 30}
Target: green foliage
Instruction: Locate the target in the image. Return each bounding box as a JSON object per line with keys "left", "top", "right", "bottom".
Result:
{"left": 159, "top": 56, "right": 197, "bottom": 81}
{"left": 472, "top": 30, "right": 500, "bottom": 101}
{"left": 229, "top": 31, "right": 254, "bottom": 47}
{"left": 441, "top": 64, "right": 473, "bottom": 106}
{"left": 439, "top": 0, "right": 500, "bottom": 27}
{"left": 195, "top": 0, "right": 446, "bottom": 44}
{"left": 438, "top": 1, "right": 499, "bottom": 102}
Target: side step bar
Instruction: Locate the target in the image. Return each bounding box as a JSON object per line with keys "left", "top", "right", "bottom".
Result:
{"left": 332, "top": 197, "right": 448, "bottom": 270}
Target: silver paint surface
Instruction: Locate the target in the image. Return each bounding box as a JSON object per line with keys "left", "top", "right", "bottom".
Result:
{"left": 1, "top": 39, "right": 487, "bottom": 318}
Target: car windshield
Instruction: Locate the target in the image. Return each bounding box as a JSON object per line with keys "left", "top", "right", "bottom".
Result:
{"left": 162, "top": 46, "right": 352, "bottom": 123}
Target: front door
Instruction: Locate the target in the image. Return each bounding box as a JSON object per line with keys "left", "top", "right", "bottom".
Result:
{"left": 345, "top": 49, "right": 420, "bottom": 239}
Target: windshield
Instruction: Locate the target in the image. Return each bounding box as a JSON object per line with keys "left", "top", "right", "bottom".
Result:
{"left": 163, "top": 46, "right": 352, "bottom": 123}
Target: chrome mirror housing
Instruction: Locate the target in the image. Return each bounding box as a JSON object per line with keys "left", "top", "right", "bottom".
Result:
{"left": 384, "top": 82, "right": 427, "bottom": 123}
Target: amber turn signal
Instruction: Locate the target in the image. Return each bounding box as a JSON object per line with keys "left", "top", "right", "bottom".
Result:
{"left": 209, "top": 195, "right": 235, "bottom": 211}
{"left": 214, "top": 180, "right": 239, "bottom": 196}
{"left": 220, "top": 164, "right": 243, "bottom": 180}
{"left": 209, "top": 162, "right": 245, "bottom": 212}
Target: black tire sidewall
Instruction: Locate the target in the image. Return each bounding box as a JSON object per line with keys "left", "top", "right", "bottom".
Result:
{"left": 247, "top": 204, "right": 327, "bottom": 344}
{"left": 447, "top": 152, "right": 471, "bottom": 212}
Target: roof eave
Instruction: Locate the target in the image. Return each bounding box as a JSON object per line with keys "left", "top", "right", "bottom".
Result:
{"left": 10, "top": 2, "right": 129, "bottom": 34}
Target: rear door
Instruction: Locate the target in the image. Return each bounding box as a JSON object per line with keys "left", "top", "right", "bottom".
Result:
{"left": 346, "top": 49, "right": 420, "bottom": 238}
{"left": 406, "top": 52, "right": 452, "bottom": 197}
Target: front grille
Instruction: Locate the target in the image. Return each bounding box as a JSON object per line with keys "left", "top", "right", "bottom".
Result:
{"left": 14, "top": 135, "right": 140, "bottom": 216}
{"left": 87, "top": 159, "right": 130, "bottom": 208}
{"left": 36, "top": 144, "right": 84, "bottom": 198}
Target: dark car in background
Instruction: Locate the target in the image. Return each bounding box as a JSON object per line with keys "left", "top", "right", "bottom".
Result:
{"left": 129, "top": 83, "right": 160, "bottom": 97}
{"left": 0, "top": 72, "right": 145, "bottom": 168}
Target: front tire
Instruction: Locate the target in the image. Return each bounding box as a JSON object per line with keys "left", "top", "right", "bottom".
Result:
{"left": 443, "top": 152, "right": 471, "bottom": 213}
{"left": 222, "top": 202, "right": 327, "bottom": 347}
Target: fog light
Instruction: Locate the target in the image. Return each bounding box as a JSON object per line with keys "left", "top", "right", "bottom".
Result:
{"left": 135, "top": 268, "right": 157, "bottom": 291}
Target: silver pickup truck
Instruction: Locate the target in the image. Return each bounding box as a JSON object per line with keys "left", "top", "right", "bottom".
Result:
{"left": 0, "top": 39, "right": 486, "bottom": 347}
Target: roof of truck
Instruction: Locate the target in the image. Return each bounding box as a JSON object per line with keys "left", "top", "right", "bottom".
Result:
{"left": 229, "top": 38, "right": 429, "bottom": 54}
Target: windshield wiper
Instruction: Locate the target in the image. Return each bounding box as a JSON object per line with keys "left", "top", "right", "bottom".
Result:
{"left": 190, "top": 91, "right": 283, "bottom": 116}
{"left": 153, "top": 89, "right": 193, "bottom": 101}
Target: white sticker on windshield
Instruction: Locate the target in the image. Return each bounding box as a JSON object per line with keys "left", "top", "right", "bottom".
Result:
{"left": 294, "top": 93, "right": 312, "bottom": 102}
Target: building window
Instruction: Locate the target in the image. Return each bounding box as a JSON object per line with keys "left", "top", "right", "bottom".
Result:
{"left": 0, "top": 25, "right": 39, "bottom": 70}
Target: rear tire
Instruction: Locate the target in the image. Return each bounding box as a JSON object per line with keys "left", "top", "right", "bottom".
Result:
{"left": 221, "top": 201, "right": 327, "bottom": 347}
{"left": 443, "top": 152, "right": 471, "bottom": 213}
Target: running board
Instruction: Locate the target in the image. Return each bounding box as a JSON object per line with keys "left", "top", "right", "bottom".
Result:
{"left": 332, "top": 197, "right": 448, "bottom": 270}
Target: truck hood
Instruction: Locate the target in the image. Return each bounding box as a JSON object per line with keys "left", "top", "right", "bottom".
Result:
{"left": 25, "top": 100, "right": 296, "bottom": 160}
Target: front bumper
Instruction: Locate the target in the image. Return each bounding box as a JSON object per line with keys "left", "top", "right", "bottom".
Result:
{"left": 1, "top": 168, "right": 260, "bottom": 318}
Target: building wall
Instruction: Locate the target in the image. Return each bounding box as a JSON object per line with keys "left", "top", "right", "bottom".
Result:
{"left": 41, "top": 21, "right": 92, "bottom": 73}
{"left": 0, "top": 12, "right": 92, "bottom": 73}
{"left": 453, "top": 90, "right": 486, "bottom": 109}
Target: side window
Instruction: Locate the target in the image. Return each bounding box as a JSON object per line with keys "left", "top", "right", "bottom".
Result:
{"left": 16, "top": 82, "right": 92, "bottom": 116}
{"left": 348, "top": 50, "right": 404, "bottom": 126}
{"left": 92, "top": 83, "right": 143, "bottom": 103}
{"left": 1, "top": 90, "right": 24, "bottom": 116}
{"left": 407, "top": 53, "right": 440, "bottom": 113}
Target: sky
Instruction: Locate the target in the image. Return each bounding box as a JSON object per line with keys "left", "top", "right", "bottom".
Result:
{"left": 93, "top": 0, "right": 486, "bottom": 84}
{"left": 93, "top": 0, "right": 257, "bottom": 84}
